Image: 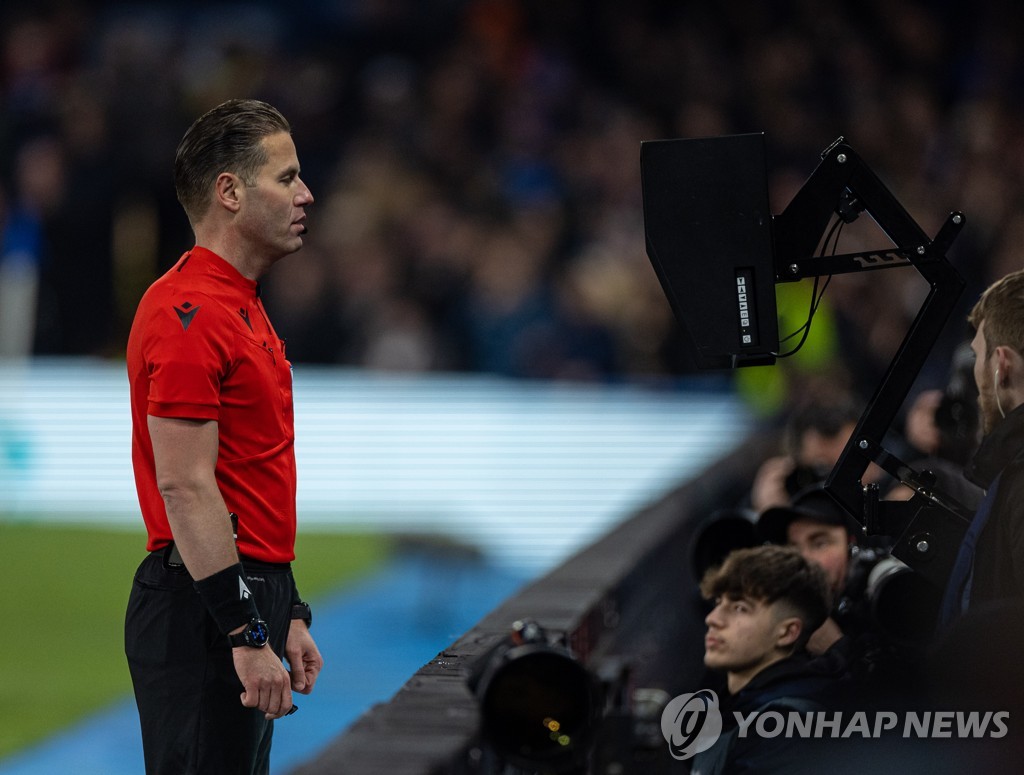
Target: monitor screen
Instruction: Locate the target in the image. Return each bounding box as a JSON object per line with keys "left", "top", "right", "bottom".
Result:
{"left": 641, "top": 133, "right": 779, "bottom": 369}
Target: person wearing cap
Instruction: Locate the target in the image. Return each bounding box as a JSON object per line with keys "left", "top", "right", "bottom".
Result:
{"left": 757, "top": 486, "right": 858, "bottom": 654}
{"left": 758, "top": 487, "right": 856, "bottom": 597}
{"left": 757, "top": 484, "right": 940, "bottom": 705}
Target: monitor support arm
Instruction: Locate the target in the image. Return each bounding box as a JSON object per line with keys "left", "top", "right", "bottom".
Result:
{"left": 771, "top": 138, "right": 972, "bottom": 589}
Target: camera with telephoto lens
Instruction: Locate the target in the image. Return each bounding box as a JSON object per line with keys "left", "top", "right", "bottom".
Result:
{"left": 467, "top": 620, "right": 602, "bottom": 772}
{"left": 837, "top": 546, "right": 943, "bottom": 647}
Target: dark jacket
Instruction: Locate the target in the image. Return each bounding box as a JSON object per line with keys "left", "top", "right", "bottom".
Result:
{"left": 689, "top": 653, "right": 841, "bottom": 775}
{"left": 964, "top": 403, "right": 1024, "bottom": 606}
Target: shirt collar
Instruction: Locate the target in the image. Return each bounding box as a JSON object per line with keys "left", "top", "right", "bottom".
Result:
{"left": 188, "top": 246, "right": 259, "bottom": 296}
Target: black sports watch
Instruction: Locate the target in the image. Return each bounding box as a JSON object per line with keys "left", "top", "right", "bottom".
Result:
{"left": 229, "top": 618, "right": 270, "bottom": 649}
{"left": 291, "top": 602, "right": 312, "bottom": 629}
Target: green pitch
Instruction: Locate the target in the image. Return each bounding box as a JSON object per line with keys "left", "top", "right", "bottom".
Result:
{"left": 0, "top": 522, "right": 390, "bottom": 760}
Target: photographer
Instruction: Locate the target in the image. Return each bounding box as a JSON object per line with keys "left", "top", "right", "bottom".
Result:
{"left": 749, "top": 394, "right": 861, "bottom": 513}
{"left": 904, "top": 339, "right": 980, "bottom": 469}
{"left": 756, "top": 486, "right": 934, "bottom": 697}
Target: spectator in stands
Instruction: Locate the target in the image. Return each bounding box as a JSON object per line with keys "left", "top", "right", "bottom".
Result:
{"left": 2, "top": 1, "right": 1018, "bottom": 387}
{"left": 893, "top": 338, "right": 984, "bottom": 509}
{"left": 749, "top": 394, "right": 862, "bottom": 512}
{"left": 928, "top": 270, "right": 1024, "bottom": 757}
{"left": 756, "top": 486, "right": 857, "bottom": 654}
{"left": 690, "top": 545, "right": 836, "bottom": 774}
{"left": 939, "top": 269, "right": 1024, "bottom": 628}
{"left": 757, "top": 484, "right": 943, "bottom": 702}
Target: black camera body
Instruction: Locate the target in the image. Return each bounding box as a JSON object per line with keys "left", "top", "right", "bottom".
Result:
{"left": 836, "top": 545, "right": 943, "bottom": 648}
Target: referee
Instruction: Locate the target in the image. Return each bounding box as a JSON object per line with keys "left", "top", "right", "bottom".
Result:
{"left": 125, "top": 99, "right": 322, "bottom": 774}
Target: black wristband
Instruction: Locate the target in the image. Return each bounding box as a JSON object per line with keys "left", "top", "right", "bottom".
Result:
{"left": 291, "top": 602, "right": 312, "bottom": 629}
{"left": 194, "top": 563, "right": 261, "bottom": 635}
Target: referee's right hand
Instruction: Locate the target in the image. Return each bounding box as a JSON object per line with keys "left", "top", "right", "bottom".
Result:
{"left": 233, "top": 646, "right": 295, "bottom": 720}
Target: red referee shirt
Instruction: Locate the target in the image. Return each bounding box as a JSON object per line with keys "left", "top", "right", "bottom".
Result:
{"left": 127, "top": 246, "right": 297, "bottom": 563}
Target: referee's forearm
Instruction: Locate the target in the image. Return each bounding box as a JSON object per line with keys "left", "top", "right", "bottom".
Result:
{"left": 161, "top": 486, "right": 239, "bottom": 579}
{"left": 149, "top": 415, "right": 238, "bottom": 579}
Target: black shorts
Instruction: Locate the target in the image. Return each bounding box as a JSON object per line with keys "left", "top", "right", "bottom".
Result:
{"left": 125, "top": 551, "right": 295, "bottom": 775}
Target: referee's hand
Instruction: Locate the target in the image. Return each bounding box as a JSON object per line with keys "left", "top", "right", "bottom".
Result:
{"left": 285, "top": 618, "right": 323, "bottom": 695}
{"left": 233, "top": 646, "right": 296, "bottom": 720}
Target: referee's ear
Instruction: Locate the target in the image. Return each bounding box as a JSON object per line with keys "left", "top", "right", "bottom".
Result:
{"left": 214, "top": 172, "right": 243, "bottom": 215}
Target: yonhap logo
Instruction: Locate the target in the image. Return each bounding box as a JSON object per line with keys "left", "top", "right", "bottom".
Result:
{"left": 660, "top": 689, "right": 723, "bottom": 759}
{"left": 659, "top": 687, "right": 1009, "bottom": 760}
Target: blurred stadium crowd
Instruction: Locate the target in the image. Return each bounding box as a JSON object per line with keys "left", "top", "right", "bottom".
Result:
{"left": 2, "top": 0, "right": 1023, "bottom": 416}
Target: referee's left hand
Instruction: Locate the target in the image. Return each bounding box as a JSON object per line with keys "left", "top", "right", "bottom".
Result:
{"left": 233, "top": 643, "right": 295, "bottom": 720}
{"left": 285, "top": 619, "right": 324, "bottom": 694}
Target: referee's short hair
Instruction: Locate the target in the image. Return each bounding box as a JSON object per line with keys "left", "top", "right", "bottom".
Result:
{"left": 174, "top": 98, "right": 291, "bottom": 226}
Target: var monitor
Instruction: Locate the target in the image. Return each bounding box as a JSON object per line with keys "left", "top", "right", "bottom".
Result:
{"left": 641, "top": 132, "right": 779, "bottom": 370}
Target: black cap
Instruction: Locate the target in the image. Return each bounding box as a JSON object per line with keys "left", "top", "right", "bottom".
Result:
{"left": 756, "top": 485, "right": 853, "bottom": 545}
{"left": 691, "top": 508, "right": 759, "bottom": 582}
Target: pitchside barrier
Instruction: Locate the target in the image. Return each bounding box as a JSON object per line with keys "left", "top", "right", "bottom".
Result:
{"left": 288, "top": 433, "right": 774, "bottom": 774}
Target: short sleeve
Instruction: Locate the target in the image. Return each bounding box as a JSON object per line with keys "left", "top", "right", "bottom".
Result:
{"left": 143, "top": 296, "right": 232, "bottom": 421}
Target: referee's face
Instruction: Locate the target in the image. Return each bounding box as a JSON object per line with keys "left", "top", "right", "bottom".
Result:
{"left": 238, "top": 131, "right": 314, "bottom": 261}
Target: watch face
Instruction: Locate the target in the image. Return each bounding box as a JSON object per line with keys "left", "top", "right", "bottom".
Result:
{"left": 250, "top": 619, "right": 269, "bottom": 646}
